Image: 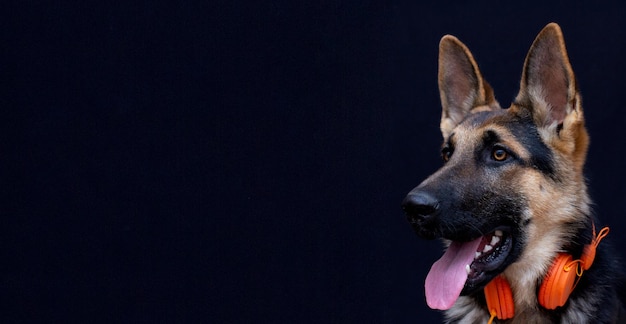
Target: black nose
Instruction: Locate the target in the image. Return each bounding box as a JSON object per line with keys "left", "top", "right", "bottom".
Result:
{"left": 401, "top": 191, "right": 440, "bottom": 222}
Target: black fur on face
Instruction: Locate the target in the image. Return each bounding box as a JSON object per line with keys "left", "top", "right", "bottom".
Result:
{"left": 491, "top": 111, "right": 556, "bottom": 179}
{"left": 403, "top": 109, "right": 558, "bottom": 294}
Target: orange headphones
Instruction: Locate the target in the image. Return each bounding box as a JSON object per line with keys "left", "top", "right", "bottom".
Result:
{"left": 484, "top": 225, "right": 609, "bottom": 323}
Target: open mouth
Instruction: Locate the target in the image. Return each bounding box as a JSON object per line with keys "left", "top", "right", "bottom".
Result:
{"left": 425, "top": 227, "right": 513, "bottom": 310}
{"left": 464, "top": 228, "right": 512, "bottom": 290}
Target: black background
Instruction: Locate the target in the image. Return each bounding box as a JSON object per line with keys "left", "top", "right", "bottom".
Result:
{"left": 5, "top": 1, "right": 626, "bottom": 323}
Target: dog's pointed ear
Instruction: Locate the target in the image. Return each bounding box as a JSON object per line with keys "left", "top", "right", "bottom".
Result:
{"left": 438, "top": 35, "right": 499, "bottom": 139}
{"left": 514, "top": 23, "right": 588, "bottom": 169}
{"left": 516, "top": 23, "right": 579, "bottom": 127}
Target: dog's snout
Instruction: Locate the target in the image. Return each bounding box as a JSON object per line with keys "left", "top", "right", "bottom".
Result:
{"left": 402, "top": 192, "right": 439, "bottom": 221}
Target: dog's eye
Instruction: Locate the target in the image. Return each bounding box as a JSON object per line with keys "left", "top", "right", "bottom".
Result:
{"left": 492, "top": 148, "right": 508, "bottom": 161}
{"left": 441, "top": 147, "right": 453, "bottom": 162}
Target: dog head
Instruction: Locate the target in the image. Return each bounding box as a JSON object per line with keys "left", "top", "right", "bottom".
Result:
{"left": 402, "top": 23, "right": 590, "bottom": 310}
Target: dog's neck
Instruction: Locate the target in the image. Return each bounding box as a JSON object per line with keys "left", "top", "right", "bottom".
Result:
{"left": 483, "top": 223, "right": 609, "bottom": 322}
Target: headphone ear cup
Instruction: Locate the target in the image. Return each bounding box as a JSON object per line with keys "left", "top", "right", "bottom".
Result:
{"left": 484, "top": 275, "right": 514, "bottom": 320}
{"left": 538, "top": 253, "right": 577, "bottom": 309}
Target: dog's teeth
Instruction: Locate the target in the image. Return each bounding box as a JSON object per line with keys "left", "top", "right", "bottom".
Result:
{"left": 475, "top": 251, "right": 482, "bottom": 259}
{"left": 490, "top": 235, "right": 501, "bottom": 246}
{"left": 495, "top": 230, "right": 503, "bottom": 237}
{"left": 466, "top": 264, "right": 471, "bottom": 275}
{"left": 483, "top": 244, "right": 493, "bottom": 253}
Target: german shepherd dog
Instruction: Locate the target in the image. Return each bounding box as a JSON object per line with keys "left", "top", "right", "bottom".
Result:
{"left": 401, "top": 23, "right": 626, "bottom": 323}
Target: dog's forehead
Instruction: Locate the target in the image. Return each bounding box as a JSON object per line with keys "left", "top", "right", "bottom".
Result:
{"left": 450, "top": 109, "right": 532, "bottom": 149}
{"left": 467, "top": 109, "right": 509, "bottom": 127}
{"left": 452, "top": 110, "right": 508, "bottom": 138}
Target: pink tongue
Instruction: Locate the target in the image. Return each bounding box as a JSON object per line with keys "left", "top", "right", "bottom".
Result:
{"left": 425, "top": 237, "right": 482, "bottom": 310}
